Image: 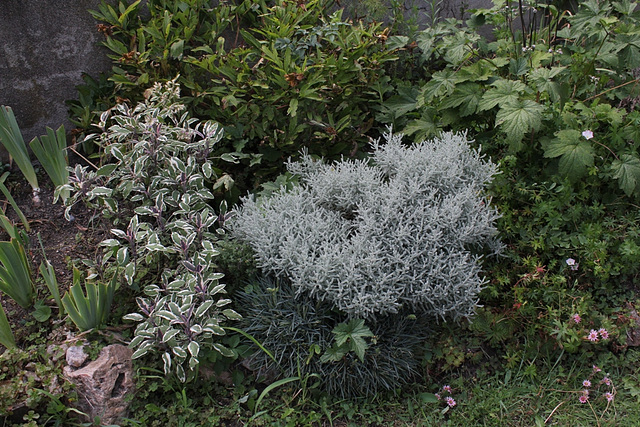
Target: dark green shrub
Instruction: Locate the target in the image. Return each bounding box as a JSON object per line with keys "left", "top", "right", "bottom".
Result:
{"left": 81, "top": 0, "right": 401, "bottom": 194}
{"left": 380, "top": 0, "right": 640, "bottom": 198}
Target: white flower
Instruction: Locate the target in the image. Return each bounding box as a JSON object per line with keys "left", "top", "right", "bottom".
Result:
{"left": 582, "top": 130, "right": 594, "bottom": 140}
{"left": 566, "top": 258, "right": 579, "bottom": 271}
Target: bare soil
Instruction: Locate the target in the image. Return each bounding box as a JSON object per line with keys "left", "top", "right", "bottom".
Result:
{"left": 0, "top": 171, "right": 110, "bottom": 347}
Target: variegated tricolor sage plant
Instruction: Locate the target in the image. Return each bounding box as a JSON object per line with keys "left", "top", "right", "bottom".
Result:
{"left": 61, "top": 79, "right": 241, "bottom": 382}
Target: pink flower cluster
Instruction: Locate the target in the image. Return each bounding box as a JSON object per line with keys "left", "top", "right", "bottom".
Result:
{"left": 579, "top": 390, "right": 589, "bottom": 404}
{"left": 587, "top": 328, "right": 609, "bottom": 342}
{"left": 577, "top": 366, "right": 615, "bottom": 404}
{"left": 436, "top": 385, "right": 456, "bottom": 408}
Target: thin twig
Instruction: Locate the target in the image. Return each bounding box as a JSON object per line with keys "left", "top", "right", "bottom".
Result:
{"left": 545, "top": 400, "right": 565, "bottom": 424}
{"left": 69, "top": 146, "right": 99, "bottom": 170}
{"left": 594, "top": 140, "right": 619, "bottom": 161}
{"left": 587, "top": 399, "right": 601, "bottom": 427}
{"left": 584, "top": 78, "right": 640, "bottom": 102}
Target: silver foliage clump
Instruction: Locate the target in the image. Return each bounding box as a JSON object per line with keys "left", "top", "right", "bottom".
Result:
{"left": 231, "top": 130, "right": 502, "bottom": 321}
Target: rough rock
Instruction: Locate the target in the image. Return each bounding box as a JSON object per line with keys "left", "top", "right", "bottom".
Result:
{"left": 63, "top": 344, "right": 135, "bottom": 426}
{"left": 66, "top": 345, "right": 89, "bottom": 368}
{"left": 627, "top": 305, "right": 640, "bottom": 347}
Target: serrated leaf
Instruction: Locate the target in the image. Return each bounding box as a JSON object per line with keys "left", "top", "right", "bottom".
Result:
{"left": 439, "top": 83, "right": 482, "bottom": 117}
{"left": 402, "top": 109, "right": 438, "bottom": 141}
{"left": 528, "top": 67, "right": 568, "bottom": 104}
{"left": 543, "top": 129, "right": 595, "bottom": 180}
{"left": 509, "top": 57, "right": 529, "bottom": 75}
{"left": 333, "top": 319, "right": 374, "bottom": 347}
{"left": 320, "top": 345, "right": 347, "bottom": 363}
{"left": 611, "top": 154, "right": 640, "bottom": 196}
{"left": 479, "top": 79, "right": 527, "bottom": 111}
{"left": 442, "top": 32, "right": 479, "bottom": 66}
{"left": 495, "top": 99, "right": 544, "bottom": 148}
{"left": 351, "top": 336, "right": 369, "bottom": 362}
{"left": 421, "top": 70, "right": 461, "bottom": 103}
{"left": 385, "top": 35, "right": 409, "bottom": 50}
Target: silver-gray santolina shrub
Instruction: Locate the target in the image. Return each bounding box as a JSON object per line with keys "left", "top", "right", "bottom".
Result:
{"left": 231, "top": 130, "right": 502, "bottom": 322}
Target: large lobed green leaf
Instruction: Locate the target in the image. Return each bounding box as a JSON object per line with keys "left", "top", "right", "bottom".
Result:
{"left": 543, "top": 129, "right": 595, "bottom": 180}
{"left": 611, "top": 154, "right": 640, "bottom": 197}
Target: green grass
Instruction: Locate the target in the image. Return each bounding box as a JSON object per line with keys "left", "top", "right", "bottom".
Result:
{"left": 119, "top": 346, "right": 640, "bottom": 426}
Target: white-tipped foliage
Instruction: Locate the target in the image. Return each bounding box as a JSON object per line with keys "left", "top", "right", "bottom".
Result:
{"left": 232, "top": 131, "right": 501, "bottom": 321}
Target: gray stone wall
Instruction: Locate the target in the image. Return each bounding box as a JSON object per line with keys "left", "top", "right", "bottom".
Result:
{"left": 0, "top": 0, "right": 112, "bottom": 143}
{"left": 0, "top": 0, "right": 492, "bottom": 143}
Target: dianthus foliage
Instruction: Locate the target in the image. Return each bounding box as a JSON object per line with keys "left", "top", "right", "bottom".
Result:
{"left": 232, "top": 131, "right": 501, "bottom": 322}
{"left": 238, "top": 276, "right": 425, "bottom": 398}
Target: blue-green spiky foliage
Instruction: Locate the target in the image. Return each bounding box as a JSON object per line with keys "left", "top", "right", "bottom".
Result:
{"left": 237, "top": 276, "right": 426, "bottom": 398}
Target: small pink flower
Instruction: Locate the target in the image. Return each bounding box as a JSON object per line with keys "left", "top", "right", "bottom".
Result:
{"left": 435, "top": 393, "right": 441, "bottom": 400}
{"left": 582, "top": 130, "right": 594, "bottom": 140}
{"left": 572, "top": 314, "right": 581, "bottom": 324}
{"left": 445, "top": 396, "right": 456, "bottom": 407}
{"left": 593, "top": 365, "right": 601, "bottom": 373}
{"left": 583, "top": 379, "right": 591, "bottom": 388}
{"left": 579, "top": 394, "right": 589, "bottom": 403}
{"left": 598, "top": 328, "right": 609, "bottom": 340}
{"left": 442, "top": 385, "right": 452, "bottom": 393}
{"left": 566, "top": 258, "right": 579, "bottom": 271}
{"left": 587, "top": 330, "right": 599, "bottom": 342}
{"left": 601, "top": 377, "right": 612, "bottom": 386}
{"left": 604, "top": 392, "right": 614, "bottom": 402}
